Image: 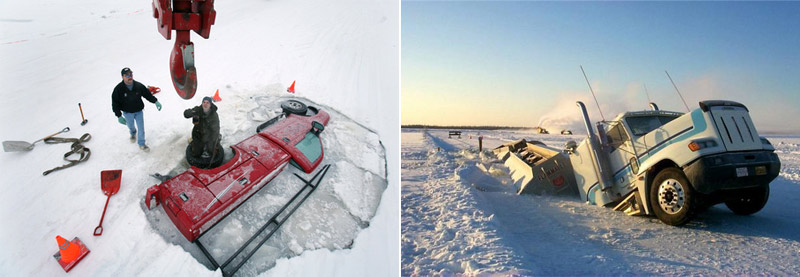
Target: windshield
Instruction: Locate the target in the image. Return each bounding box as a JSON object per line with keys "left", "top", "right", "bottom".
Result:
{"left": 625, "top": 116, "right": 678, "bottom": 136}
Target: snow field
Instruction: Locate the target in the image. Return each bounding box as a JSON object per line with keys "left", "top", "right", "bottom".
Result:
{"left": 773, "top": 138, "right": 800, "bottom": 182}
{"left": 402, "top": 128, "right": 800, "bottom": 275}
{"left": 401, "top": 131, "right": 530, "bottom": 275}
{"left": 1, "top": 0, "right": 399, "bottom": 275}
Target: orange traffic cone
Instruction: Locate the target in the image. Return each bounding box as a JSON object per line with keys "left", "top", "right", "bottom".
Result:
{"left": 287, "top": 80, "right": 296, "bottom": 93}
{"left": 53, "top": 235, "right": 90, "bottom": 272}
{"left": 57, "top": 236, "right": 80, "bottom": 263}
{"left": 212, "top": 89, "right": 222, "bottom": 102}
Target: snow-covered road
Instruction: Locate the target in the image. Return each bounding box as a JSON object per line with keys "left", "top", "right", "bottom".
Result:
{"left": 402, "top": 129, "right": 800, "bottom": 275}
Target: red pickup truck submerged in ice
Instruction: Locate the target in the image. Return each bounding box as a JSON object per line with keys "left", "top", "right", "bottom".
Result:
{"left": 145, "top": 100, "right": 329, "bottom": 242}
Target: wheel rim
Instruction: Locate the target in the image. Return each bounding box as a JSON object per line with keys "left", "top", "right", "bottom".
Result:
{"left": 657, "top": 178, "right": 686, "bottom": 215}
{"left": 286, "top": 101, "right": 302, "bottom": 110}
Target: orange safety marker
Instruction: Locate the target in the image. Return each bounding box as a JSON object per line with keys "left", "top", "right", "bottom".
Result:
{"left": 287, "top": 80, "right": 296, "bottom": 93}
{"left": 53, "top": 236, "right": 90, "bottom": 272}
{"left": 212, "top": 89, "right": 222, "bottom": 102}
{"left": 148, "top": 86, "right": 161, "bottom": 95}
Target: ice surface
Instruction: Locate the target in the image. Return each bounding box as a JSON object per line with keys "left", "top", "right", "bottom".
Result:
{"left": 143, "top": 95, "right": 388, "bottom": 274}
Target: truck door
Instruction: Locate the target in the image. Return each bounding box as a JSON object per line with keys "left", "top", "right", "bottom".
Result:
{"left": 605, "top": 122, "right": 638, "bottom": 190}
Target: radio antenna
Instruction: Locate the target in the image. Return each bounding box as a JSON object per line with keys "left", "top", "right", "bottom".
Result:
{"left": 643, "top": 83, "right": 652, "bottom": 109}
{"left": 665, "top": 70, "right": 690, "bottom": 112}
{"left": 580, "top": 65, "right": 605, "bottom": 121}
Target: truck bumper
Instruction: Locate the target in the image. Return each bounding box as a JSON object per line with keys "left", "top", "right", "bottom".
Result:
{"left": 683, "top": 150, "right": 780, "bottom": 194}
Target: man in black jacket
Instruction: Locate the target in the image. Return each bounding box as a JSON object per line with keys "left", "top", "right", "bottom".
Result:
{"left": 184, "top": 96, "right": 220, "bottom": 159}
{"left": 111, "top": 67, "right": 162, "bottom": 152}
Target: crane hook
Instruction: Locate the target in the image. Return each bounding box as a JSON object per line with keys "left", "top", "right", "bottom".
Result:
{"left": 170, "top": 31, "right": 197, "bottom": 99}
{"left": 152, "top": 0, "right": 215, "bottom": 100}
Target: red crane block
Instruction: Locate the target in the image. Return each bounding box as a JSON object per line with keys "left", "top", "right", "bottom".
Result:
{"left": 152, "top": 0, "right": 216, "bottom": 100}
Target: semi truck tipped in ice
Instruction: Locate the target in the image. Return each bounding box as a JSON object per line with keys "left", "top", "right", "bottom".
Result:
{"left": 496, "top": 100, "right": 781, "bottom": 226}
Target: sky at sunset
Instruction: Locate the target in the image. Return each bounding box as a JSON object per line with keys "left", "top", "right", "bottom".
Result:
{"left": 401, "top": 1, "right": 800, "bottom": 133}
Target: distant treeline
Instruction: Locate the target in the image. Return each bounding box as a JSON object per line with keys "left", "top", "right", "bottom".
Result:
{"left": 401, "top": 125, "right": 534, "bottom": 130}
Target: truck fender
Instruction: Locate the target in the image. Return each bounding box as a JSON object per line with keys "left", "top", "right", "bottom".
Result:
{"left": 635, "top": 172, "right": 651, "bottom": 215}
{"left": 641, "top": 159, "right": 681, "bottom": 215}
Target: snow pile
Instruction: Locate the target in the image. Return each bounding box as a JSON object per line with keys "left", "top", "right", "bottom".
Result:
{"left": 401, "top": 131, "right": 531, "bottom": 275}
{"left": 402, "top": 129, "right": 800, "bottom": 275}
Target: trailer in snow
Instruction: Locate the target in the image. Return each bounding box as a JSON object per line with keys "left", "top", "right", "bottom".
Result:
{"left": 493, "top": 139, "right": 577, "bottom": 195}
{"left": 496, "top": 100, "right": 781, "bottom": 226}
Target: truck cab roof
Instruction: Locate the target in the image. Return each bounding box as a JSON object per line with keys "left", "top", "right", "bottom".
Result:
{"left": 607, "top": 110, "right": 684, "bottom": 137}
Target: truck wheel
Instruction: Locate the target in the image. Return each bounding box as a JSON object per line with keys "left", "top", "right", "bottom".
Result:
{"left": 725, "top": 185, "right": 769, "bottom": 215}
{"left": 281, "top": 100, "right": 307, "bottom": 115}
{"left": 649, "top": 168, "right": 696, "bottom": 226}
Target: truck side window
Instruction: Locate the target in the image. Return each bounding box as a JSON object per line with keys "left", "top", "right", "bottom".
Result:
{"left": 607, "top": 123, "right": 629, "bottom": 150}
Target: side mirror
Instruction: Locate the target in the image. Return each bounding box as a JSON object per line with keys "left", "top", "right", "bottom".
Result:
{"left": 311, "top": 121, "right": 324, "bottom": 135}
{"left": 564, "top": 140, "right": 577, "bottom": 154}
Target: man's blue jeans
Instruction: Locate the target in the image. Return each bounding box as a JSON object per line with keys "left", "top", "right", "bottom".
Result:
{"left": 122, "top": 110, "right": 145, "bottom": 146}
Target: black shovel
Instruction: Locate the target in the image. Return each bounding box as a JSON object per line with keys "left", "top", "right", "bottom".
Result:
{"left": 2, "top": 127, "right": 70, "bottom": 152}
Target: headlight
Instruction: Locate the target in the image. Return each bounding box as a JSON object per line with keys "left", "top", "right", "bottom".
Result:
{"left": 688, "top": 139, "right": 718, "bottom": 152}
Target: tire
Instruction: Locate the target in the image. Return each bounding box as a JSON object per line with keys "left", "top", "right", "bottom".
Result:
{"left": 649, "top": 167, "right": 697, "bottom": 226}
{"left": 185, "top": 143, "right": 224, "bottom": 169}
{"left": 281, "top": 100, "right": 307, "bottom": 115}
{"left": 725, "top": 185, "right": 769, "bottom": 215}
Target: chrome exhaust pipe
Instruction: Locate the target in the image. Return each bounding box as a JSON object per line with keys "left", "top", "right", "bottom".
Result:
{"left": 577, "top": 101, "right": 595, "bottom": 137}
{"left": 576, "top": 101, "right": 613, "bottom": 190}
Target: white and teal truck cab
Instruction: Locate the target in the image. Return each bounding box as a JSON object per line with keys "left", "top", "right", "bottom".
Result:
{"left": 567, "top": 100, "right": 781, "bottom": 225}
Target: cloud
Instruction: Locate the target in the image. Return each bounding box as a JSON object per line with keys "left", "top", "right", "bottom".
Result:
{"left": 536, "top": 74, "right": 800, "bottom": 134}
{"left": 536, "top": 80, "right": 659, "bottom": 135}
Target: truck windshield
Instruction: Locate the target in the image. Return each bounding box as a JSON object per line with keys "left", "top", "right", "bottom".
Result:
{"left": 625, "top": 116, "right": 678, "bottom": 136}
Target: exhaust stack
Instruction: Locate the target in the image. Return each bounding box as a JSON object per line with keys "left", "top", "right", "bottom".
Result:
{"left": 577, "top": 101, "right": 614, "bottom": 190}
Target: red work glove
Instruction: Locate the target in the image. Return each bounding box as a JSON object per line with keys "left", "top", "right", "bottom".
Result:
{"left": 148, "top": 86, "right": 161, "bottom": 94}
